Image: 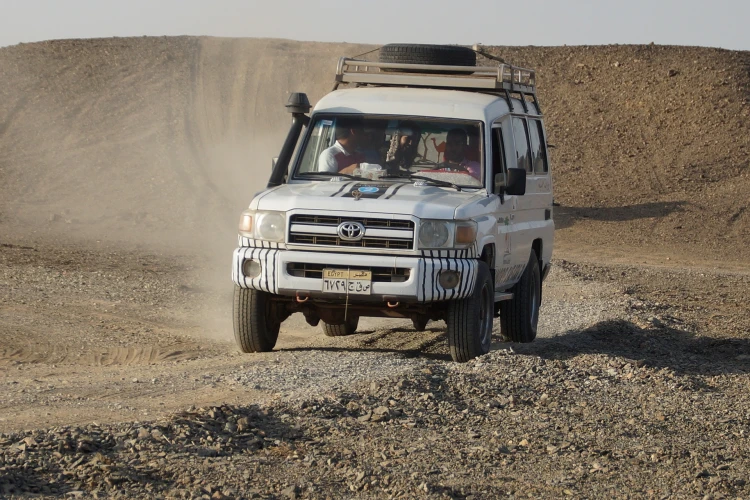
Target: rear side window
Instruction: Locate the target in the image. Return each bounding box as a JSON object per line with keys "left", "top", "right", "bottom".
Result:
{"left": 492, "top": 128, "right": 505, "bottom": 176}
{"left": 512, "top": 117, "right": 531, "bottom": 172}
{"left": 528, "top": 119, "right": 549, "bottom": 174}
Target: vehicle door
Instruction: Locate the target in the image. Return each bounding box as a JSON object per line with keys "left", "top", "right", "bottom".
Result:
{"left": 507, "top": 112, "right": 542, "bottom": 269}
{"left": 490, "top": 118, "right": 524, "bottom": 290}
{"left": 525, "top": 111, "right": 554, "bottom": 266}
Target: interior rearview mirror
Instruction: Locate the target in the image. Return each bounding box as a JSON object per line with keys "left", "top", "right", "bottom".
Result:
{"left": 505, "top": 168, "right": 526, "bottom": 196}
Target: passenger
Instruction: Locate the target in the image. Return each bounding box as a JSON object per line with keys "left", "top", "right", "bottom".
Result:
{"left": 385, "top": 121, "right": 421, "bottom": 174}
{"left": 318, "top": 117, "right": 366, "bottom": 174}
{"left": 440, "top": 128, "right": 481, "bottom": 179}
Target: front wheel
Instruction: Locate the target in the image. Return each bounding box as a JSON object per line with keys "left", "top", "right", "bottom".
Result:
{"left": 446, "top": 261, "right": 494, "bottom": 362}
{"left": 322, "top": 316, "right": 359, "bottom": 337}
{"left": 233, "top": 287, "right": 280, "bottom": 352}
{"left": 500, "top": 250, "right": 541, "bottom": 343}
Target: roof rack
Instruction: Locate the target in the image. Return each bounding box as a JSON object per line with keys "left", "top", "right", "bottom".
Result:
{"left": 334, "top": 57, "right": 537, "bottom": 95}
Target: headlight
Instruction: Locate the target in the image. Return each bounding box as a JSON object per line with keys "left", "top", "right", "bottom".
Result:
{"left": 238, "top": 210, "right": 286, "bottom": 242}
{"left": 418, "top": 220, "right": 476, "bottom": 249}
{"left": 418, "top": 220, "right": 451, "bottom": 248}
{"left": 256, "top": 212, "right": 286, "bottom": 242}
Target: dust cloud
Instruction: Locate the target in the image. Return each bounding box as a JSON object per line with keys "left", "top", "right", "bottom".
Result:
{"left": 0, "top": 36, "right": 370, "bottom": 341}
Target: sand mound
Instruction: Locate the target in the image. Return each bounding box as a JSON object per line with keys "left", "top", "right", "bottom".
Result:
{"left": 0, "top": 37, "right": 748, "bottom": 263}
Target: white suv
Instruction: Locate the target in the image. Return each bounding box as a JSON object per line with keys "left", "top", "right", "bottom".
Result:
{"left": 231, "top": 44, "right": 554, "bottom": 362}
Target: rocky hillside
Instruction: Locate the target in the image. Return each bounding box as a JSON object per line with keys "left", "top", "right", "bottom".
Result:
{"left": 487, "top": 44, "right": 750, "bottom": 265}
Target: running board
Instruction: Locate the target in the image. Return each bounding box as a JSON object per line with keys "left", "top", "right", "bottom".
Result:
{"left": 494, "top": 292, "right": 513, "bottom": 302}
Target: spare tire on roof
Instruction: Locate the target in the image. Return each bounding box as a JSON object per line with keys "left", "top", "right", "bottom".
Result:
{"left": 378, "top": 44, "right": 476, "bottom": 73}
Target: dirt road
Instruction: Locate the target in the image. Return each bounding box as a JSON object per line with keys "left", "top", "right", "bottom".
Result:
{"left": 1, "top": 236, "right": 749, "bottom": 498}
{"left": 0, "top": 237, "right": 630, "bottom": 434}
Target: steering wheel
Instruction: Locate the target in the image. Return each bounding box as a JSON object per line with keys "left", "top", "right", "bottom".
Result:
{"left": 435, "top": 162, "right": 469, "bottom": 173}
{"left": 411, "top": 158, "right": 437, "bottom": 167}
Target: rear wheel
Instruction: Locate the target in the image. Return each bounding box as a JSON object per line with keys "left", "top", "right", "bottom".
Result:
{"left": 233, "top": 286, "right": 280, "bottom": 352}
{"left": 500, "top": 251, "right": 541, "bottom": 343}
{"left": 446, "top": 262, "right": 494, "bottom": 362}
{"left": 322, "top": 316, "right": 359, "bottom": 337}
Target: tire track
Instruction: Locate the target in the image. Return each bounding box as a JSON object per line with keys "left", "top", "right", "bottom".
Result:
{"left": 0, "top": 343, "right": 204, "bottom": 367}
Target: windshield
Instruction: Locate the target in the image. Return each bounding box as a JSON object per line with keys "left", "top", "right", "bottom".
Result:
{"left": 293, "top": 115, "right": 484, "bottom": 188}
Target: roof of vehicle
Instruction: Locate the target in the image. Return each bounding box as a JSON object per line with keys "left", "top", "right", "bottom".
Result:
{"left": 313, "top": 87, "right": 538, "bottom": 122}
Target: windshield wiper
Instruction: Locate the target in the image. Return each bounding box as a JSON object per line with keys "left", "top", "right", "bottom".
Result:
{"left": 298, "top": 171, "right": 369, "bottom": 182}
{"left": 379, "top": 172, "right": 463, "bottom": 192}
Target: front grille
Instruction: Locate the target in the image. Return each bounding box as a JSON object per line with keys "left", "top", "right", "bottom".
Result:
{"left": 288, "top": 214, "right": 415, "bottom": 250}
{"left": 291, "top": 214, "right": 413, "bottom": 229}
{"left": 289, "top": 235, "right": 412, "bottom": 249}
{"left": 287, "top": 263, "right": 410, "bottom": 283}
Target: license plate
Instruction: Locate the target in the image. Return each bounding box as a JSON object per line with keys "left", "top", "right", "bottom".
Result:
{"left": 322, "top": 269, "right": 372, "bottom": 295}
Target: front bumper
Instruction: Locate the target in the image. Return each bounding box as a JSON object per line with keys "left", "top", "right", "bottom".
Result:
{"left": 231, "top": 247, "right": 478, "bottom": 302}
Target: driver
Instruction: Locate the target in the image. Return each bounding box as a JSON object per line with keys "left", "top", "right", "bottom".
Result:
{"left": 318, "top": 117, "right": 366, "bottom": 174}
{"left": 441, "top": 128, "right": 481, "bottom": 179}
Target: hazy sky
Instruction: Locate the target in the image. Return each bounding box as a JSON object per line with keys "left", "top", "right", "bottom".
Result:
{"left": 1, "top": 0, "right": 748, "bottom": 50}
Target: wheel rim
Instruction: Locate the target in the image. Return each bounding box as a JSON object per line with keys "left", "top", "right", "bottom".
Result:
{"left": 479, "top": 281, "right": 493, "bottom": 352}
{"left": 529, "top": 275, "right": 540, "bottom": 333}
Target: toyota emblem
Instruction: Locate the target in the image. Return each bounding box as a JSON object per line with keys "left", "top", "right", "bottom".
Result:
{"left": 337, "top": 221, "right": 365, "bottom": 241}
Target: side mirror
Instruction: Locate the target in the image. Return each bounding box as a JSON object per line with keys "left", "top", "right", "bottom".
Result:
{"left": 272, "top": 157, "right": 278, "bottom": 170}
{"left": 505, "top": 168, "right": 526, "bottom": 196}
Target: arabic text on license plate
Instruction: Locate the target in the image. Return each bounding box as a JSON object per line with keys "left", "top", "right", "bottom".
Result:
{"left": 322, "top": 269, "right": 372, "bottom": 295}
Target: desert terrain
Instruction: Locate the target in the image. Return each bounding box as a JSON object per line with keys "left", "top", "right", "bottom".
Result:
{"left": 0, "top": 37, "right": 748, "bottom": 499}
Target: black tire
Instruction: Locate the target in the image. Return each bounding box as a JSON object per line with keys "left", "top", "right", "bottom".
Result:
{"left": 233, "top": 286, "right": 280, "bottom": 353}
{"left": 500, "top": 251, "right": 541, "bottom": 343}
{"left": 412, "top": 316, "right": 429, "bottom": 331}
{"left": 378, "top": 44, "right": 476, "bottom": 73}
{"left": 322, "top": 316, "right": 359, "bottom": 337}
{"left": 446, "top": 261, "right": 494, "bottom": 362}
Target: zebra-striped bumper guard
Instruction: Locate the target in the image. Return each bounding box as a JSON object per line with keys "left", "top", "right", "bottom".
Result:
{"left": 231, "top": 247, "right": 478, "bottom": 302}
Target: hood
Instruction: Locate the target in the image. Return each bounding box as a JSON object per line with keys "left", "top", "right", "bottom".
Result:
{"left": 252, "top": 181, "right": 486, "bottom": 220}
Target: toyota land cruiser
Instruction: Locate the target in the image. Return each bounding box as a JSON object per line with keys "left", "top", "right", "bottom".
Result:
{"left": 231, "top": 44, "right": 554, "bottom": 362}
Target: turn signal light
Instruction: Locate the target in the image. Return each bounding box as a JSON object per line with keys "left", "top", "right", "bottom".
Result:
{"left": 239, "top": 211, "right": 253, "bottom": 234}
{"left": 455, "top": 224, "right": 476, "bottom": 245}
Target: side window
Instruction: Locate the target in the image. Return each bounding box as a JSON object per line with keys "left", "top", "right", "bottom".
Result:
{"left": 512, "top": 117, "right": 531, "bottom": 172}
{"left": 297, "top": 119, "right": 335, "bottom": 173}
{"left": 492, "top": 128, "right": 505, "bottom": 177}
{"left": 528, "top": 119, "right": 549, "bottom": 174}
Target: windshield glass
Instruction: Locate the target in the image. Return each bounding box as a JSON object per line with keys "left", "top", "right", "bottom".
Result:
{"left": 293, "top": 115, "right": 484, "bottom": 188}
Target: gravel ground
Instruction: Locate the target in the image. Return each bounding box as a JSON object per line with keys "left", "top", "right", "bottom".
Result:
{"left": 1, "top": 240, "right": 749, "bottom": 499}
{"left": 2, "top": 349, "right": 748, "bottom": 499}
